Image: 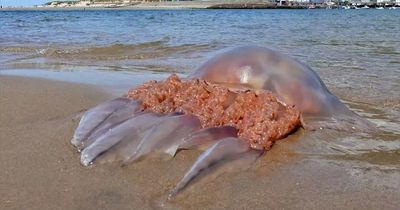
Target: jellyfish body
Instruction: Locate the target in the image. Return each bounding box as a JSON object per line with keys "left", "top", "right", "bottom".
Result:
{"left": 71, "top": 46, "right": 375, "bottom": 198}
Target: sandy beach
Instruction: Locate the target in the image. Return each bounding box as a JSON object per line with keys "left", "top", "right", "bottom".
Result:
{"left": 1, "top": 6, "right": 399, "bottom": 209}
{"left": 1, "top": 75, "right": 399, "bottom": 209}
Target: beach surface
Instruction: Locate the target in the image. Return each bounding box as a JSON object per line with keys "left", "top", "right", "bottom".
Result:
{"left": 1, "top": 75, "right": 399, "bottom": 209}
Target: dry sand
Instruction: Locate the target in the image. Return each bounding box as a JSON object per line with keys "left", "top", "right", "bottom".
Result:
{"left": 1, "top": 76, "right": 399, "bottom": 210}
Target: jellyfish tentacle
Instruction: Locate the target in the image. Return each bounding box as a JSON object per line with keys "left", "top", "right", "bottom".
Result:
{"left": 71, "top": 97, "right": 135, "bottom": 148}
{"left": 123, "top": 114, "right": 202, "bottom": 164}
{"left": 96, "top": 112, "right": 186, "bottom": 164}
{"left": 78, "top": 100, "right": 143, "bottom": 151}
{"left": 80, "top": 112, "right": 162, "bottom": 166}
{"left": 169, "top": 137, "right": 263, "bottom": 199}
{"left": 92, "top": 123, "right": 153, "bottom": 165}
{"left": 179, "top": 126, "right": 238, "bottom": 151}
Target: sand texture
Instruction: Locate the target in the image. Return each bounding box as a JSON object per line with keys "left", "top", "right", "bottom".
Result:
{"left": 1, "top": 76, "right": 399, "bottom": 210}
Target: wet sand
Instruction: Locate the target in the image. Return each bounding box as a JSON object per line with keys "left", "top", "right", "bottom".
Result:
{"left": 1, "top": 75, "right": 399, "bottom": 210}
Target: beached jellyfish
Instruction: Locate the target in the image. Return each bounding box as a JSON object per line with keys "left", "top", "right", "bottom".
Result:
{"left": 71, "top": 46, "right": 375, "bottom": 198}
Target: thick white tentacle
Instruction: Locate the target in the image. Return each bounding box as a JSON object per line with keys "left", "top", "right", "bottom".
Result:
{"left": 71, "top": 97, "right": 135, "bottom": 148}
{"left": 80, "top": 112, "right": 162, "bottom": 166}
{"left": 169, "top": 137, "right": 262, "bottom": 198}
{"left": 179, "top": 126, "right": 238, "bottom": 151}
{"left": 78, "top": 100, "right": 143, "bottom": 151}
{"left": 123, "top": 114, "right": 202, "bottom": 164}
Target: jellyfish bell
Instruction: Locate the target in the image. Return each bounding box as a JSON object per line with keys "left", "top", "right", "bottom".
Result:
{"left": 189, "top": 46, "right": 376, "bottom": 131}
{"left": 189, "top": 46, "right": 330, "bottom": 114}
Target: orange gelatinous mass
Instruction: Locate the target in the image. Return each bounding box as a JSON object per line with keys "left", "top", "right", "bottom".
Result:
{"left": 126, "top": 74, "right": 301, "bottom": 150}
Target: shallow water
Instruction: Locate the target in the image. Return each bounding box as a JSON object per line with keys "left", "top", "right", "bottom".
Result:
{"left": 0, "top": 9, "right": 399, "bottom": 208}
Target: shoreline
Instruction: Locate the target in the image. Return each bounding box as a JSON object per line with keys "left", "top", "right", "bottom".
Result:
{"left": 0, "top": 2, "right": 309, "bottom": 10}
{"left": 1, "top": 1, "right": 399, "bottom": 10}
{"left": 0, "top": 69, "right": 171, "bottom": 96}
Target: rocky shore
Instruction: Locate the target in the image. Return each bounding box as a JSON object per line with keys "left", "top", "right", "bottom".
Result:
{"left": 0, "top": 1, "right": 309, "bottom": 10}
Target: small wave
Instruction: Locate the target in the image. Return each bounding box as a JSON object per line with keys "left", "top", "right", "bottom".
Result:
{"left": 40, "top": 17, "right": 68, "bottom": 22}
{"left": 0, "top": 40, "right": 219, "bottom": 73}
{"left": 0, "top": 46, "right": 38, "bottom": 53}
{"left": 292, "top": 130, "right": 400, "bottom": 164}
{"left": 34, "top": 39, "right": 219, "bottom": 61}
{"left": 369, "top": 46, "right": 400, "bottom": 55}
{"left": 307, "top": 150, "right": 400, "bottom": 167}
